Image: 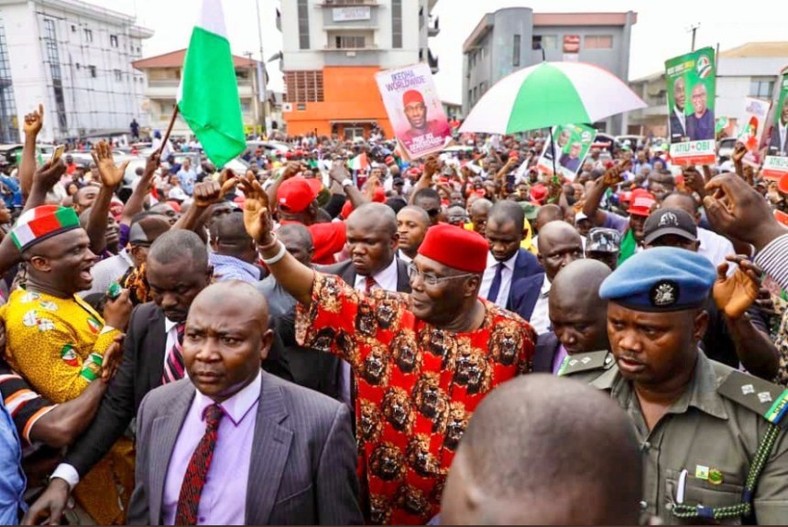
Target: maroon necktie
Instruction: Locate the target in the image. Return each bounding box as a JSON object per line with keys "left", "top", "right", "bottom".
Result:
{"left": 174, "top": 404, "right": 224, "bottom": 525}
{"left": 162, "top": 323, "right": 185, "bottom": 384}
{"left": 364, "top": 276, "right": 378, "bottom": 293}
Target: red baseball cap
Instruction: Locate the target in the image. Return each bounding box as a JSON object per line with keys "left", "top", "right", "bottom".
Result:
{"left": 402, "top": 89, "right": 424, "bottom": 106}
{"left": 277, "top": 176, "right": 319, "bottom": 213}
{"left": 530, "top": 184, "right": 548, "bottom": 205}
{"left": 628, "top": 189, "right": 657, "bottom": 217}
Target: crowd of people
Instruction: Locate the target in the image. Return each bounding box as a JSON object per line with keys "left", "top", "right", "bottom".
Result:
{"left": 2, "top": 102, "right": 788, "bottom": 526}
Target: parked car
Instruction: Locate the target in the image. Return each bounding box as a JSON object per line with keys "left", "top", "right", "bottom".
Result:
{"left": 616, "top": 135, "right": 644, "bottom": 151}
{"left": 717, "top": 137, "right": 737, "bottom": 161}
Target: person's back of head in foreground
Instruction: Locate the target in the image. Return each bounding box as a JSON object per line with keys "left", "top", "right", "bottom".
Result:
{"left": 441, "top": 374, "right": 642, "bottom": 525}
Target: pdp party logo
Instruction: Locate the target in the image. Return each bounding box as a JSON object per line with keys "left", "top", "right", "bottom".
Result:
{"left": 696, "top": 54, "right": 713, "bottom": 78}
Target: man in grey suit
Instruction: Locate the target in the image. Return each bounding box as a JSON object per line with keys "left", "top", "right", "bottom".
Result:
{"left": 128, "top": 281, "right": 362, "bottom": 525}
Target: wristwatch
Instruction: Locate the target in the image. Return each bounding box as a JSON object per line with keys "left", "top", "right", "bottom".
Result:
{"left": 341, "top": 178, "right": 353, "bottom": 188}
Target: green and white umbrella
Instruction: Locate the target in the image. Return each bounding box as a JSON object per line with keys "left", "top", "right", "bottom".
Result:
{"left": 460, "top": 61, "right": 646, "bottom": 134}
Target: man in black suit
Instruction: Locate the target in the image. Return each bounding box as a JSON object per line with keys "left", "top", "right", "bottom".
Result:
{"left": 25, "top": 230, "right": 292, "bottom": 524}
{"left": 321, "top": 202, "right": 410, "bottom": 408}
{"left": 669, "top": 76, "right": 688, "bottom": 144}
{"left": 768, "top": 102, "right": 788, "bottom": 155}
{"left": 534, "top": 259, "right": 611, "bottom": 373}
{"left": 480, "top": 201, "right": 542, "bottom": 309}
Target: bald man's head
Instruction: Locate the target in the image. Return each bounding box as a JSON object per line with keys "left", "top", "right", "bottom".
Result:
{"left": 210, "top": 211, "right": 256, "bottom": 263}
{"left": 441, "top": 375, "right": 641, "bottom": 525}
{"left": 469, "top": 198, "right": 493, "bottom": 236}
{"left": 537, "top": 221, "right": 584, "bottom": 282}
{"left": 184, "top": 281, "right": 274, "bottom": 402}
{"left": 535, "top": 204, "right": 564, "bottom": 232}
{"left": 549, "top": 259, "right": 611, "bottom": 354}
{"left": 347, "top": 202, "right": 399, "bottom": 276}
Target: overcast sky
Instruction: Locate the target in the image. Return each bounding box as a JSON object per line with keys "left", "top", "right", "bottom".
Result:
{"left": 99, "top": 0, "right": 787, "bottom": 103}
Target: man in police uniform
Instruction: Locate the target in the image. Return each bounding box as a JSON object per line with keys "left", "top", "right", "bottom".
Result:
{"left": 560, "top": 247, "right": 788, "bottom": 525}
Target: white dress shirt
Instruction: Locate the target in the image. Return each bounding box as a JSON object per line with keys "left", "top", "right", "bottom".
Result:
{"left": 673, "top": 106, "right": 686, "bottom": 134}
{"left": 528, "top": 275, "right": 552, "bottom": 335}
{"left": 397, "top": 249, "right": 413, "bottom": 265}
{"left": 353, "top": 257, "right": 399, "bottom": 293}
{"left": 479, "top": 252, "right": 517, "bottom": 308}
{"left": 698, "top": 228, "right": 736, "bottom": 275}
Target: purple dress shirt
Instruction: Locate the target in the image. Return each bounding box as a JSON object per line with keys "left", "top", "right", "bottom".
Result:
{"left": 161, "top": 372, "right": 261, "bottom": 525}
{"left": 551, "top": 344, "right": 569, "bottom": 375}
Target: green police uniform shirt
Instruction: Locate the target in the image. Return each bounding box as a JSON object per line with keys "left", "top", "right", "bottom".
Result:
{"left": 563, "top": 350, "right": 788, "bottom": 525}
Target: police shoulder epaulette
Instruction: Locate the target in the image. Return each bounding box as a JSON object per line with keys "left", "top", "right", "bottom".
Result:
{"left": 718, "top": 370, "right": 788, "bottom": 426}
{"left": 557, "top": 350, "right": 613, "bottom": 377}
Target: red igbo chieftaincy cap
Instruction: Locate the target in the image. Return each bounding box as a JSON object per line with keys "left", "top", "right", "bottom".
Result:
{"left": 628, "top": 189, "right": 657, "bottom": 217}
{"left": 277, "top": 176, "right": 320, "bottom": 213}
{"left": 402, "top": 89, "right": 425, "bottom": 106}
{"left": 418, "top": 223, "right": 489, "bottom": 274}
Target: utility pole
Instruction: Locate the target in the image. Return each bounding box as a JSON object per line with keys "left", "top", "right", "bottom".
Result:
{"left": 688, "top": 23, "right": 701, "bottom": 52}
{"left": 254, "top": 0, "right": 268, "bottom": 133}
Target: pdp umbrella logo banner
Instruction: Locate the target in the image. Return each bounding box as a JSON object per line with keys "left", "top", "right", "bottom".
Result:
{"left": 376, "top": 63, "right": 451, "bottom": 159}
{"left": 665, "top": 47, "right": 717, "bottom": 165}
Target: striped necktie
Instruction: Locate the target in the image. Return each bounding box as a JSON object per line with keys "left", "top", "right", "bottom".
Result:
{"left": 162, "top": 323, "right": 186, "bottom": 384}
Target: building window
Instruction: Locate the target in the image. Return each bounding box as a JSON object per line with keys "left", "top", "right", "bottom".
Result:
{"left": 334, "top": 34, "right": 365, "bottom": 49}
{"left": 88, "top": 65, "right": 97, "bottom": 78}
{"left": 513, "top": 34, "right": 521, "bottom": 67}
{"left": 541, "top": 35, "right": 558, "bottom": 49}
{"left": 285, "top": 70, "right": 324, "bottom": 102}
{"left": 84, "top": 28, "right": 93, "bottom": 43}
{"left": 110, "top": 34, "right": 118, "bottom": 47}
{"left": 585, "top": 35, "right": 613, "bottom": 49}
{"left": 70, "top": 24, "right": 76, "bottom": 32}
{"left": 392, "top": 0, "right": 402, "bottom": 49}
{"left": 241, "top": 100, "right": 251, "bottom": 113}
{"left": 114, "top": 69, "right": 122, "bottom": 81}
{"left": 0, "top": 15, "right": 19, "bottom": 143}
{"left": 297, "top": 0, "right": 309, "bottom": 50}
{"left": 42, "top": 18, "right": 67, "bottom": 134}
{"left": 750, "top": 78, "right": 775, "bottom": 98}
{"left": 480, "top": 81, "right": 487, "bottom": 97}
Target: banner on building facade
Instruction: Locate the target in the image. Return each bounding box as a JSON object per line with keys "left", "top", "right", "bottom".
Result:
{"left": 665, "top": 47, "right": 717, "bottom": 165}
{"left": 375, "top": 63, "right": 451, "bottom": 159}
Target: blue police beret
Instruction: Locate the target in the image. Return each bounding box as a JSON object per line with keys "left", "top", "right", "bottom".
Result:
{"left": 599, "top": 247, "right": 716, "bottom": 312}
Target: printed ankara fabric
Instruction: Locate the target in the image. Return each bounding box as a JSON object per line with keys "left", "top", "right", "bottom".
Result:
{"left": 296, "top": 273, "right": 535, "bottom": 524}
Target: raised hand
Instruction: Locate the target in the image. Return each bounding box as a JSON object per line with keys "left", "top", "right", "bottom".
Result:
{"left": 713, "top": 255, "right": 761, "bottom": 319}
{"left": 33, "top": 160, "right": 66, "bottom": 193}
{"left": 731, "top": 141, "right": 747, "bottom": 164}
{"left": 683, "top": 166, "right": 706, "bottom": 196}
{"left": 703, "top": 172, "right": 785, "bottom": 250}
{"left": 423, "top": 156, "right": 440, "bottom": 179}
{"left": 602, "top": 159, "right": 631, "bottom": 187}
{"left": 238, "top": 172, "right": 273, "bottom": 244}
{"left": 23, "top": 104, "right": 44, "bottom": 137}
{"left": 91, "top": 140, "right": 129, "bottom": 188}
{"left": 192, "top": 178, "right": 238, "bottom": 209}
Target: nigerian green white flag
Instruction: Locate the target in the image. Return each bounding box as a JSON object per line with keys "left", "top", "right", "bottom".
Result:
{"left": 177, "top": 0, "right": 245, "bottom": 167}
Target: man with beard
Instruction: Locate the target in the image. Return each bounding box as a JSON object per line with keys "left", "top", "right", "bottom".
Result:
{"left": 561, "top": 247, "right": 788, "bottom": 525}
{"left": 238, "top": 173, "right": 535, "bottom": 525}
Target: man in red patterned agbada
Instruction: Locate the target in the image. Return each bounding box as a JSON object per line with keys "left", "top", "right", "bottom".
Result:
{"left": 239, "top": 174, "right": 536, "bottom": 525}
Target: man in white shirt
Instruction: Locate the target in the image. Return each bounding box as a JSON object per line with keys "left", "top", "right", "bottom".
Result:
{"left": 661, "top": 193, "right": 736, "bottom": 274}
{"left": 480, "top": 202, "right": 542, "bottom": 309}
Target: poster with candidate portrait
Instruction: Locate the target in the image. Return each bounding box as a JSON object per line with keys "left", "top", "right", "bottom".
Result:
{"left": 665, "top": 47, "right": 717, "bottom": 165}
{"left": 375, "top": 63, "right": 451, "bottom": 159}
{"left": 535, "top": 123, "right": 597, "bottom": 181}
{"left": 739, "top": 97, "right": 771, "bottom": 168}
{"left": 762, "top": 67, "right": 788, "bottom": 180}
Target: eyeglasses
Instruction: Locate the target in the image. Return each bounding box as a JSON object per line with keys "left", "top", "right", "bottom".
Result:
{"left": 407, "top": 263, "right": 475, "bottom": 287}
